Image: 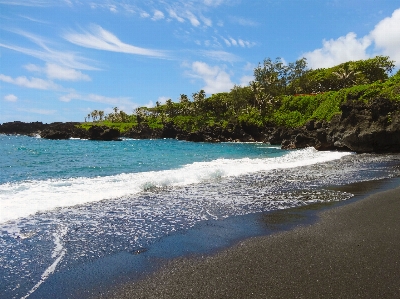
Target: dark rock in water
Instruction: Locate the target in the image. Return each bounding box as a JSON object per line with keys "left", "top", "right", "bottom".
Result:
{"left": 88, "top": 126, "right": 121, "bottom": 141}
{"left": 40, "top": 122, "right": 88, "bottom": 140}
{"left": 123, "top": 124, "right": 163, "bottom": 139}
{"left": 41, "top": 130, "right": 71, "bottom": 140}
{"left": 0, "top": 121, "right": 46, "bottom": 136}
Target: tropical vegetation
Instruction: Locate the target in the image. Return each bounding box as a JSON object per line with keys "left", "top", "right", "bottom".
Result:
{"left": 81, "top": 56, "right": 398, "bottom": 132}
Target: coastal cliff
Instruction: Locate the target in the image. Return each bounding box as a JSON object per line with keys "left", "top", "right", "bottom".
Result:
{"left": 278, "top": 97, "right": 400, "bottom": 153}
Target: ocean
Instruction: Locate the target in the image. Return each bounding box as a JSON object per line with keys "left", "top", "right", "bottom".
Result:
{"left": 1, "top": 135, "right": 399, "bottom": 298}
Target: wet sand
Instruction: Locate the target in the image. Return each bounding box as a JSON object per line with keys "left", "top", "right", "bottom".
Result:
{"left": 99, "top": 182, "right": 400, "bottom": 298}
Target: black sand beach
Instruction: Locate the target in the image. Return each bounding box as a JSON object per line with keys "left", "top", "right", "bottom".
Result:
{"left": 98, "top": 180, "right": 400, "bottom": 298}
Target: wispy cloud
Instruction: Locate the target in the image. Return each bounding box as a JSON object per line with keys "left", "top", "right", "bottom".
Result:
{"left": 203, "top": 0, "right": 228, "bottom": 7}
{"left": 0, "top": 0, "right": 55, "bottom": 7}
{"left": 198, "top": 50, "right": 241, "bottom": 63}
{"left": 168, "top": 8, "right": 185, "bottom": 23}
{"left": 60, "top": 92, "right": 135, "bottom": 107}
{"left": 0, "top": 74, "right": 61, "bottom": 90}
{"left": 24, "top": 63, "right": 91, "bottom": 81}
{"left": 221, "top": 36, "right": 256, "bottom": 48}
{"left": 63, "top": 24, "right": 167, "bottom": 58}
{"left": 18, "top": 14, "right": 50, "bottom": 24}
{"left": 185, "top": 11, "right": 201, "bottom": 27}
{"left": 0, "top": 30, "right": 98, "bottom": 70}
{"left": 229, "top": 16, "right": 258, "bottom": 27}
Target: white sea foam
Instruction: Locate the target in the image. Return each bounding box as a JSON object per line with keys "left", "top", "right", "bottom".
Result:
{"left": 20, "top": 225, "right": 67, "bottom": 299}
{"left": 0, "top": 148, "right": 352, "bottom": 223}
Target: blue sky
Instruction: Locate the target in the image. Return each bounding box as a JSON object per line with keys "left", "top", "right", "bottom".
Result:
{"left": 1, "top": 0, "right": 399, "bottom": 123}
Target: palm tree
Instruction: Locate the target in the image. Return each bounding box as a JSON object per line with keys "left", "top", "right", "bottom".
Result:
{"left": 98, "top": 110, "right": 104, "bottom": 121}
{"left": 333, "top": 64, "right": 360, "bottom": 88}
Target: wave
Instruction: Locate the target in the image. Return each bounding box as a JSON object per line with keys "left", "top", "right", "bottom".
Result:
{"left": 0, "top": 148, "right": 352, "bottom": 223}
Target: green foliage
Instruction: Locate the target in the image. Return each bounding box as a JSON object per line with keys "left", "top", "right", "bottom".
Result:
{"left": 82, "top": 56, "right": 399, "bottom": 132}
{"left": 238, "top": 107, "right": 264, "bottom": 127}
{"left": 293, "top": 56, "right": 395, "bottom": 94}
{"left": 78, "top": 121, "right": 135, "bottom": 133}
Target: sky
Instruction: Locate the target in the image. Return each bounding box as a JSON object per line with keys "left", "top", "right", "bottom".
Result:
{"left": 0, "top": 0, "right": 400, "bottom": 123}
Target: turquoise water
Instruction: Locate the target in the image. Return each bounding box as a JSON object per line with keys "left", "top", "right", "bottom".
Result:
{"left": 0, "top": 135, "right": 283, "bottom": 184}
{"left": 1, "top": 134, "right": 399, "bottom": 299}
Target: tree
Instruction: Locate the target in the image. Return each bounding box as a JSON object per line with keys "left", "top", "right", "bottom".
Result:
{"left": 332, "top": 63, "right": 360, "bottom": 88}
{"left": 253, "top": 57, "right": 288, "bottom": 97}
{"left": 98, "top": 110, "right": 104, "bottom": 121}
{"left": 192, "top": 90, "right": 206, "bottom": 102}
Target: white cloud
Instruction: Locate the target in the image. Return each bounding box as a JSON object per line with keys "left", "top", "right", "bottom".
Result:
{"left": 222, "top": 37, "right": 231, "bottom": 47}
{"left": 200, "top": 15, "right": 212, "bottom": 27}
{"left": 0, "top": 30, "right": 98, "bottom": 70}
{"left": 19, "top": 14, "right": 50, "bottom": 24}
{"left": 46, "top": 63, "right": 91, "bottom": 81}
{"left": 203, "top": 0, "right": 227, "bottom": 7}
{"left": 60, "top": 92, "right": 135, "bottom": 106}
{"left": 4, "top": 94, "right": 18, "bottom": 102}
{"left": 302, "top": 8, "right": 400, "bottom": 69}
{"left": 108, "top": 5, "right": 117, "bottom": 13}
{"left": 24, "top": 63, "right": 42, "bottom": 72}
{"left": 152, "top": 10, "right": 165, "bottom": 21}
{"left": 60, "top": 93, "right": 80, "bottom": 102}
{"left": 222, "top": 37, "right": 255, "bottom": 48}
{"left": 230, "top": 16, "right": 258, "bottom": 27}
{"left": 0, "top": 0, "right": 54, "bottom": 6}
{"left": 199, "top": 50, "right": 240, "bottom": 63}
{"left": 25, "top": 63, "right": 91, "bottom": 81}
{"left": 239, "top": 75, "right": 253, "bottom": 87}
{"left": 63, "top": 24, "right": 166, "bottom": 58}
{"left": 302, "top": 32, "right": 371, "bottom": 68}
{"left": 185, "top": 11, "right": 201, "bottom": 27}
{"left": 168, "top": 8, "right": 185, "bottom": 22}
{"left": 370, "top": 8, "right": 400, "bottom": 66}
{"left": 189, "top": 61, "right": 234, "bottom": 94}
{"left": 229, "top": 37, "right": 238, "bottom": 46}
{"left": 157, "top": 96, "right": 169, "bottom": 104}
{"left": 144, "top": 100, "right": 154, "bottom": 108}
{"left": 0, "top": 74, "right": 61, "bottom": 90}
{"left": 140, "top": 11, "right": 150, "bottom": 18}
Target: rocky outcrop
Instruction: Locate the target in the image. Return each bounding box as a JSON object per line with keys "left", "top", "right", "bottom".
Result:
{"left": 123, "top": 124, "right": 163, "bottom": 139}
{"left": 280, "top": 98, "right": 400, "bottom": 153}
{"left": 88, "top": 126, "right": 121, "bottom": 141}
{"left": 0, "top": 122, "right": 121, "bottom": 141}
{"left": 0, "top": 121, "right": 47, "bottom": 136}
{"left": 40, "top": 122, "right": 88, "bottom": 140}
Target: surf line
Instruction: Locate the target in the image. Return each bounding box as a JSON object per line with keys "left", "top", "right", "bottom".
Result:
{"left": 21, "top": 225, "right": 68, "bottom": 299}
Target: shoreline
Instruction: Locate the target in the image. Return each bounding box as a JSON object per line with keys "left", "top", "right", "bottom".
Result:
{"left": 97, "top": 177, "right": 400, "bottom": 298}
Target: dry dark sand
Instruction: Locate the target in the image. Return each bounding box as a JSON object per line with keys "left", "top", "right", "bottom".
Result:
{"left": 99, "top": 184, "right": 400, "bottom": 299}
